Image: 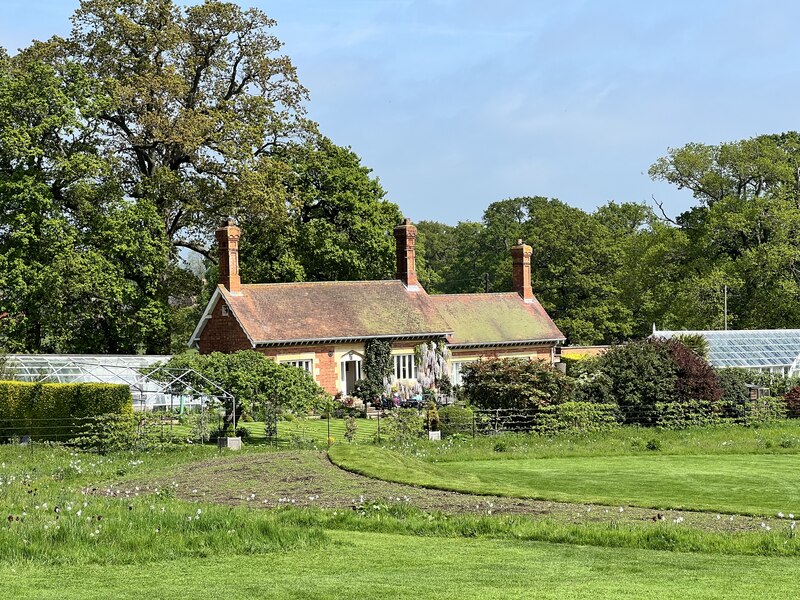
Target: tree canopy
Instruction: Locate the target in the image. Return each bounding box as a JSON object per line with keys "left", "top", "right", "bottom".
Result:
{"left": 0, "top": 0, "right": 403, "bottom": 354}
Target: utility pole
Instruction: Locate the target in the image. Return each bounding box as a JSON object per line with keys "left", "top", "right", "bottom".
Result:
{"left": 724, "top": 285, "right": 728, "bottom": 331}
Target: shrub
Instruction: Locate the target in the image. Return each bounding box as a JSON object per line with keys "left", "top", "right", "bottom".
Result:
{"left": 379, "top": 408, "right": 424, "bottom": 444}
{"left": 740, "top": 396, "right": 786, "bottom": 425}
{"left": 425, "top": 400, "right": 440, "bottom": 431}
{"left": 665, "top": 339, "right": 722, "bottom": 406}
{"left": 152, "top": 351, "right": 328, "bottom": 428}
{"left": 784, "top": 385, "right": 800, "bottom": 418}
{"left": 0, "top": 381, "right": 132, "bottom": 442}
{"left": 596, "top": 339, "right": 721, "bottom": 426}
{"left": 654, "top": 400, "right": 721, "bottom": 429}
{"left": 438, "top": 405, "right": 473, "bottom": 437}
{"left": 594, "top": 340, "right": 678, "bottom": 425}
{"left": 461, "top": 358, "right": 573, "bottom": 411}
{"left": 715, "top": 368, "right": 752, "bottom": 419}
{"left": 344, "top": 415, "right": 358, "bottom": 443}
{"left": 533, "top": 402, "right": 619, "bottom": 434}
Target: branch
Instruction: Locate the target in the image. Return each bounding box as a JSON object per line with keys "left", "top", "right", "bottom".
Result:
{"left": 651, "top": 195, "right": 679, "bottom": 226}
{"left": 175, "top": 239, "right": 215, "bottom": 262}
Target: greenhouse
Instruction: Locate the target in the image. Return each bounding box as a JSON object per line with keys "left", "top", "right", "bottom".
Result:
{"left": 2, "top": 354, "right": 203, "bottom": 411}
{"left": 653, "top": 329, "right": 800, "bottom": 376}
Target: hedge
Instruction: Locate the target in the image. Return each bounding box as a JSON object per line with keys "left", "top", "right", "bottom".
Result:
{"left": 533, "top": 402, "right": 619, "bottom": 434}
{"left": 0, "top": 381, "right": 132, "bottom": 442}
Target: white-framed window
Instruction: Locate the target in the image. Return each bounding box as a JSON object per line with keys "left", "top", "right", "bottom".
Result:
{"left": 393, "top": 354, "right": 417, "bottom": 380}
{"left": 280, "top": 359, "right": 313, "bottom": 374}
{"left": 451, "top": 361, "right": 473, "bottom": 386}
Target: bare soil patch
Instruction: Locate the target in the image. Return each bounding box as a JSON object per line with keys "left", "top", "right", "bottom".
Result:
{"left": 125, "top": 449, "right": 774, "bottom": 533}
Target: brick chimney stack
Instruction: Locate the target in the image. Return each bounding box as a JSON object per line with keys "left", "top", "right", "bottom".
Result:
{"left": 511, "top": 239, "right": 534, "bottom": 303}
{"left": 216, "top": 217, "right": 241, "bottom": 294}
{"left": 394, "top": 217, "right": 420, "bottom": 290}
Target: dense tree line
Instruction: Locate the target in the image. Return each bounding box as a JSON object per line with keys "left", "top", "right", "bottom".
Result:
{"left": 416, "top": 132, "right": 800, "bottom": 344}
{"left": 0, "top": 0, "right": 400, "bottom": 354}
{"left": 3, "top": 1, "right": 799, "bottom": 355}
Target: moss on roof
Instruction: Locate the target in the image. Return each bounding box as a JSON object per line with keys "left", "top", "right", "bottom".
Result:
{"left": 428, "top": 293, "right": 564, "bottom": 345}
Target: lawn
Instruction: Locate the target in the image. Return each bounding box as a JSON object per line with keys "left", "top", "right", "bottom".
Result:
{"left": 7, "top": 425, "right": 800, "bottom": 598}
{"left": 329, "top": 442, "right": 800, "bottom": 515}
{"left": 6, "top": 531, "right": 800, "bottom": 599}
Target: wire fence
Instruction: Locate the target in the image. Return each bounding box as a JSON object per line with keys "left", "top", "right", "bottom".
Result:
{"left": 0, "top": 398, "right": 790, "bottom": 448}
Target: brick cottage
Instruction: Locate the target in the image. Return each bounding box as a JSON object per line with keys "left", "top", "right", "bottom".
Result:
{"left": 189, "top": 217, "right": 565, "bottom": 396}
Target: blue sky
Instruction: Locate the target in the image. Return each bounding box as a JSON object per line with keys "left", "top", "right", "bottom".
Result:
{"left": 3, "top": 0, "right": 800, "bottom": 223}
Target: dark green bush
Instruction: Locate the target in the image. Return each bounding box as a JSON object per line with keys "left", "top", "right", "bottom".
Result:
{"left": 438, "top": 405, "right": 474, "bottom": 437}
{"left": 593, "top": 339, "right": 721, "bottom": 426}
{"left": 594, "top": 340, "right": 678, "bottom": 424}
{"left": 533, "top": 402, "right": 619, "bottom": 434}
{"left": 0, "top": 381, "right": 132, "bottom": 442}
{"left": 461, "top": 358, "right": 573, "bottom": 411}
{"left": 715, "top": 368, "right": 751, "bottom": 419}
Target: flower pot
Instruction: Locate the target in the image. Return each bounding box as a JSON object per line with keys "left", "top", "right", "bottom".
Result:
{"left": 217, "top": 436, "right": 242, "bottom": 450}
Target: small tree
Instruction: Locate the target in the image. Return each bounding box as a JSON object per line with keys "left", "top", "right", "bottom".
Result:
{"left": 153, "top": 351, "right": 328, "bottom": 431}
{"left": 344, "top": 415, "right": 358, "bottom": 443}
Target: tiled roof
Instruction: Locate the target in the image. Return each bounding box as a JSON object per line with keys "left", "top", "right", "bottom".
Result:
{"left": 428, "top": 293, "right": 565, "bottom": 346}
{"left": 220, "top": 281, "right": 452, "bottom": 345}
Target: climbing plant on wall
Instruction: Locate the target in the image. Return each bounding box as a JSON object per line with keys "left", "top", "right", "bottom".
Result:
{"left": 354, "top": 338, "right": 393, "bottom": 401}
{"left": 415, "top": 340, "right": 451, "bottom": 392}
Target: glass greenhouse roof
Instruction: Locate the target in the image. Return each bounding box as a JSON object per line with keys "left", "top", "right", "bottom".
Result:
{"left": 3, "top": 355, "right": 180, "bottom": 410}
{"left": 654, "top": 330, "right": 800, "bottom": 371}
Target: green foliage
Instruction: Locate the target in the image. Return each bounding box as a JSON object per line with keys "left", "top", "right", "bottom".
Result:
{"left": 533, "top": 402, "right": 619, "bottom": 434}
{"left": 354, "top": 338, "right": 393, "bottom": 402}
{"left": 344, "top": 415, "right": 358, "bottom": 443}
{"left": 239, "top": 137, "right": 402, "bottom": 283}
{"left": 185, "top": 411, "right": 212, "bottom": 443}
{"left": 673, "top": 334, "right": 710, "bottom": 359}
{"left": 716, "top": 368, "right": 753, "bottom": 419}
{"left": 425, "top": 400, "right": 440, "bottom": 431}
{"left": 379, "top": 408, "right": 424, "bottom": 444}
{"left": 740, "top": 396, "right": 787, "bottom": 426}
{"left": 438, "top": 405, "right": 474, "bottom": 437}
{"left": 0, "top": 381, "right": 131, "bottom": 441}
{"left": 153, "top": 351, "right": 328, "bottom": 428}
{"left": 461, "top": 358, "right": 572, "bottom": 411}
{"left": 593, "top": 341, "right": 678, "bottom": 424}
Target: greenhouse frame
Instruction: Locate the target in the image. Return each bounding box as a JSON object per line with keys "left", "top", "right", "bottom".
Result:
{"left": 2, "top": 355, "right": 228, "bottom": 411}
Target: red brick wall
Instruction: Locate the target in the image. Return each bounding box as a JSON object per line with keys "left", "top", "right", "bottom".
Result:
{"left": 198, "top": 299, "right": 252, "bottom": 354}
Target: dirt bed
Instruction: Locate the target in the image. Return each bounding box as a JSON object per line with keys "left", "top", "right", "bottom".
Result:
{"left": 122, "top": 450, "right": 775, "bottom": 534}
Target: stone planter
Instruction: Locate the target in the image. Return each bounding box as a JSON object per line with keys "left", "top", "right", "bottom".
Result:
{"left": 217, "top": 436, "right": 242, "bottom": 450}
{"left": 428, "top": 430, "right": 441, "bottom": 441}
